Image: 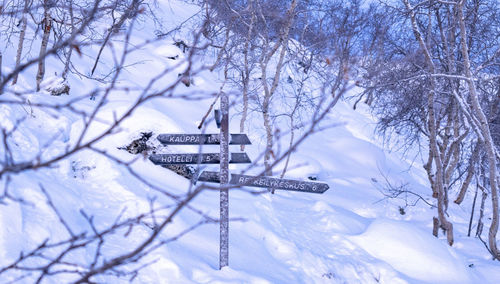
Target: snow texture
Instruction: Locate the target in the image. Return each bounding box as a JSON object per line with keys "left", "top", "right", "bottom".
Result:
{"left": 1, "top": 0, "right": 499, "bottom": 283}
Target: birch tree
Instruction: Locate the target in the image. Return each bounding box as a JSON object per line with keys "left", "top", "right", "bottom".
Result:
{"left": 456, "top": 0, "right": 500, "bottom": 259}
{"left": 35, "top": 0, "right": 52, "bottom": 91}
{"left": 12, "top": 0, "right": 30, "bottom": 85}
{"left": 362, "top": 0, "right": 500, "bottom": 257}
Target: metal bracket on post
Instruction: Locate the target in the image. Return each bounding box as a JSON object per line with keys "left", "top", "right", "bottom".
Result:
{"left": 214, "top": 109, "right": 221, "bottom": 129}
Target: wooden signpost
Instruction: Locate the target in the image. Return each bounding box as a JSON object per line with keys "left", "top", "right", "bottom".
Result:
{"left": 197, "top": 171, "right": 329, "bottom": 194}
{"left": 148, "top": 92, "right": 330, "bottom": 270}
{"left": 149, "top": 153, "right": 251, "bottom": 165}
{"left": 157, "top": 134, "right": 251, "bottom": 145}
{"left": 219, "top": 92, "right": 229, "bottom": 269}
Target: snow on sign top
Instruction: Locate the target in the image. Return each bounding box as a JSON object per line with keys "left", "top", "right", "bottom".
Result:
{"left": 157, "top": 134, "right": 251, "bottom": 145}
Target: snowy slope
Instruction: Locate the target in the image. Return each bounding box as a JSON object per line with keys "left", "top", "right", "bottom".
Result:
{"left": 1, "top": 1, "right": 500, "bottom": 283}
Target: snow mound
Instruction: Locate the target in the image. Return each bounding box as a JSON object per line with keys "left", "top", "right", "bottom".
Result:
{"left": 351, "top": 219, "right": 475, "bottom": 283}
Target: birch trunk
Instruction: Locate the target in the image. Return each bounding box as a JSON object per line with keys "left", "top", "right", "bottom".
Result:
{"left": 0, "top": 50, "right": 2, "bottom": 85}
{"left": 240, "top": 6, "right": 255, "bottom": 152}
{"left": 62, "top": 1, "right": 75, "bottom": 80}
{"left": 456, "top": 1, "right": 500, "bottom": 259}
{"left": 36, "top": 5, "right": 52, "bottom": 91}
{"left": 468, "top": 184, "right": 479, "bottom": 237}
{"left": 260, "top": 0, "right": 297, "bottom": 179}
{"left": 12, "top": 0, "right": 29, "bottom": 85}
{"left": 455, "top": 143, "right": 479, "bottom": 204}
{"left": 403, "top": 0, "right": 454, "bottom": 245}
{"left": 476, "top": 184, "right": 488, "bottom": 238}
{"left": 62, "top": 46, "right": 73, "bottom": 80}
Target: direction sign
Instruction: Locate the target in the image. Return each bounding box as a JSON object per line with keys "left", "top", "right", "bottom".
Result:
{"left": 197, "top": 171, "right": 329, "bottom": 194}
{"left": 157, "top": 134, "right": 251, "bottom": 145}
{"left": 149, "top": 153, "right": 251, "bottom": 165}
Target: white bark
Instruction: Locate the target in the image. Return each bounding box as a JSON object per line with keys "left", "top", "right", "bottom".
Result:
{"left": 62, "top": 0, "right": 75, "bottom": 80}
{"left": 403, "top": 0, "right": 454, "bottom": 245}
{"left": 259, "top": 0, "right": 297, "bottom": 178}
{"left": 240, "top": 6, "right": 255, "bottom": 152}
{"left": 456, "top": 0, "right": 500, "bottom": 259}
{"left": 12, "top": 0, "right": 29, "bottom": 85}
{"left": 0, "top": 50, "right": 3, "bottom": 85}
{"left": 62, "top": 46, "right": 73, "bottom": 80}
{"left": 36, "top": 5, "right": 52, "bottom": 91}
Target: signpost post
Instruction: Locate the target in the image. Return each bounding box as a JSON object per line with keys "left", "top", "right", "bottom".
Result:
{"left": 219, "top": 92, "right": 229, "bottom": 269}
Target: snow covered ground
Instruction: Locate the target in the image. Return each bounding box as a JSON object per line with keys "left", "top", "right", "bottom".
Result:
{"left": 1, "top": 1, "right": 500, "bottom": 283}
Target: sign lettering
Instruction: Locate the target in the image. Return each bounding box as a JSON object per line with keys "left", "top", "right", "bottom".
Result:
{"left": 197, "top": 171, "right": 329, "bottom": 194}
{"left": 157, "top": 134, "right": 251, "bottom": 145}
{"left": 149, "top": 153, "right": 251, "bottom": 165}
